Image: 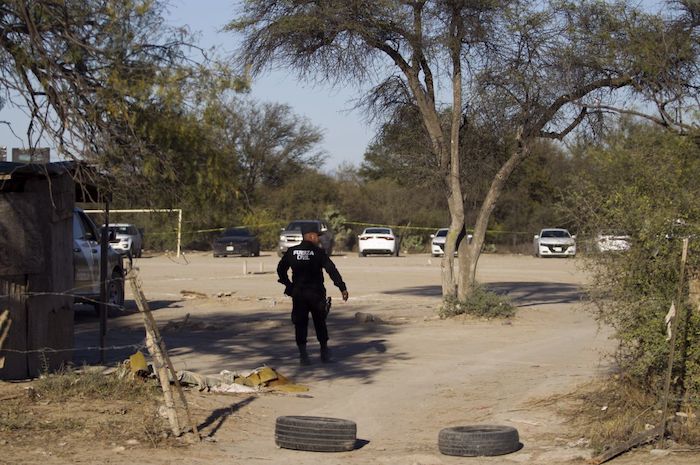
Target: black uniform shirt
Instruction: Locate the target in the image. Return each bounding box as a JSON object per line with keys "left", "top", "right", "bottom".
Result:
{"left": 277, "top": 240, "right": 347, "bottom": 294}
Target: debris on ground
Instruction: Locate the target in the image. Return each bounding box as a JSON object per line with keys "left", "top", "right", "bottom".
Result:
{"left": 215, "top": 291, "right": 236, "bottom": 298}
{"left": 176, "top": 366, "right": 308, "bottom": 393}
{"left": 355, "top": 312, "right": 385, "bottom": 323}
{"left": 160, "top": 313, "right": 222, "bottom": 332}
{"left": 180, "top": 290, "right": 208, "bottom": 299}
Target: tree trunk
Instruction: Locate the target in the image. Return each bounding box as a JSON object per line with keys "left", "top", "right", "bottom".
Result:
{"left": 457, "top": 135, "right": 530, "bottom": 301}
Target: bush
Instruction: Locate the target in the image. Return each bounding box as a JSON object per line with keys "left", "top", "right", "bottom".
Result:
{"left": 399, "top": 234, "right": 426, "bottom": 253}
{"left": 438, "top": 284, "right": 516, "bottom": 319}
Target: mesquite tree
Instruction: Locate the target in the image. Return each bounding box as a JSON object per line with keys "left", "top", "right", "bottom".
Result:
{"left": 229, "top": 0, "right": 698, "bottom": 300}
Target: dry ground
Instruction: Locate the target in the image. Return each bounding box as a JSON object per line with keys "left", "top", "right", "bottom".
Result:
{"left": 2, "top": 252, "right": 698, "bottom": 464}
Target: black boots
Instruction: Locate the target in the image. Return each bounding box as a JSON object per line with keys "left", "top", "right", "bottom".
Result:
{"left": 320, "top": 344, "right": 331, "bottom": 363}
{"left": 298, "top": 344, "right": 311, "bottom": 366}
{"left": 299, "top": 343, "right": 332, "bottom": 364}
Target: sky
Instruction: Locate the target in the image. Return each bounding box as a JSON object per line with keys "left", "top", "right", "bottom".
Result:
{"left": 0, "top": 0, "right": 373, "bottom": 170}
{"left": 166, "top": 0, "right": 376, "bottom": 170}
{"left": 0, "top": 1, "right": 668, "bottom": 168}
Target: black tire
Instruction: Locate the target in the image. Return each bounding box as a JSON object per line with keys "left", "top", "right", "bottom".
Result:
{"left": 438, "top": 425, "right": 520, "bottom": 457}
{"left": 93, "top": 270, "right": 125, "bottom": 317}
{"left": 275, "top": 416, "right": 357, "bottom": 452}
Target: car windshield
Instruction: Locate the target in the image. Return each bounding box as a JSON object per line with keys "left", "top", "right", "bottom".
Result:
{"left": 222, "top": 228, "right": 250, "bottom": 237}
{"left": 436, "top": 229, "right": 448, "bottom": 237}
{"left": 285, "top": 221, "right": 318, "bottom": 231}
{"left": 365, "top": 228, "right": 391, "bottom": 234}
{"left": 103, "top": 226, "right": 131, "bottom": 235}
{"left": 541, "top": 230, "right": 570, "bottom": 238}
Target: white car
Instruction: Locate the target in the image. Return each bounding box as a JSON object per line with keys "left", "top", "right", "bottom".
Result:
{"left": 430, "top": 228, "right": 472, "bottom": 256}
{"left": 596, "top": 232, "right": 631, "bottom": 252}
{"left": 431, "top": 228, "right": 449, "bottom": 256}
{"left": 358, "top": 227, "right": 397, "bottom": 256}
{"left": 534, "top": 228, "right": 576, "bottom": 257}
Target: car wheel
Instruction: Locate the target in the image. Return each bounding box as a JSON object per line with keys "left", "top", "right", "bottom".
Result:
{"left": 275, "top": 416, "right": 356, "bottom": 452}
{"left": 106, "top": 271, "right": 125, "bottom": 316}
{"left": 438, "top": 425, "right": 521, "bottom": 457}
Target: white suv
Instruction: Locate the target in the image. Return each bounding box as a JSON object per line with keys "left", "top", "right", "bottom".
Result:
{"left": 103, "top": 223, "right": 143, "bottom": 257}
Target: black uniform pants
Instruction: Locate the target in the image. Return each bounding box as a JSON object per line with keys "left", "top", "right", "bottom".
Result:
{"left": 291, "top": 290, "right": 328, "bottom": 347}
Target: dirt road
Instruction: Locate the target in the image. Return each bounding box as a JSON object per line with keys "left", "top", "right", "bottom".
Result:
{"left": 8, "top": 252, "right": 699, "bottom": 464}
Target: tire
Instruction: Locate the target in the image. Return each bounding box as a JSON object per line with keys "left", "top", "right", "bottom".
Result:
{"left": 95, "top": 270, "right": 125, "bottom": 317}
{"left": 438, "top": 425, "right": 520, "bottom": 457}
{"left": 275, "top": 416, "right": 356, "bottom": 452}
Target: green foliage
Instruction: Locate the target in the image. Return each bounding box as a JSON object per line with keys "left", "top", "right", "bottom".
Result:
{"left": 567, "top": 121, "right": 700, "bottom": 401}
{"left": 439, "top": 284, "right": 516, "bottom": 319}
{"left": 241, "top": 209, "right": 284, "bottom": 249}
{"left": 399, "top": 234, "right": 426, "bottom": 253}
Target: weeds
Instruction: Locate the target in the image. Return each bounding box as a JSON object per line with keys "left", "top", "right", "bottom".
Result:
{"left": 1, "top": 368, "right": 170, "bottom": 447}
{"left": 564, "top": 377, "right": 700, "bottom": 452}
{"left": 438, "top": 284, "right": 516, "bottom": 319}
{"left": 34, "top": 366, "right": 158, "bottom": 401}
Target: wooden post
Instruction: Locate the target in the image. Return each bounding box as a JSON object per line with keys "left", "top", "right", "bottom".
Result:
{"left": 0, "top": 310, "right": 11, "bottom": 369}
{"left": 128, "top": 271, "right": 200, "bottom": 441}
{"left": 658, "top": 237, "right": 689, "bottom": 448}
{"left": 99, "top": 201, "right": 110, "bottom": 363}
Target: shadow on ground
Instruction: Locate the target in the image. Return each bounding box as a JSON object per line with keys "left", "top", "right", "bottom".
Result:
{"left": 382, "top": 282, "right": 584, "bottom": 307}
{"left": 73, "top": 302, "right": 408, "bottom": 385}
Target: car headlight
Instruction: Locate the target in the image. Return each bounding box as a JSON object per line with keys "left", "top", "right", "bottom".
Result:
{"left": 279, "top": 235, "right": 285, "bottom": 241}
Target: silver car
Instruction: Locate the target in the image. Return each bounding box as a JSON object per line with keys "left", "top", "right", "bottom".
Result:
{"left": 73, "top": 209, "right": 125, "bottom": 312}
{"left": 278, "top": 220, "right": 334, "bottom": 256}
{"left": 534, "top": 228, "right": 576, "bottom": 257}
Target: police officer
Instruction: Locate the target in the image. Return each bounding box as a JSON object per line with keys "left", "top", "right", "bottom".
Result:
{"left": 277, "top": 222, "right": 348, "bottom": 365}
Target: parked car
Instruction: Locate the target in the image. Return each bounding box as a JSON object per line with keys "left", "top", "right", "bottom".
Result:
{"left": 596, "top": 231, "right": 631, "bottom": 253}
{"left": 278, "top": 220, "right": 334, "bottom": 256}
{"left": 213, "top": 228, "right": 261, "bottom": 257}
{"left": 430, "top": 228, "right": 472, "bottom": 257}
{"left": 534, "top": 228, "right": 576, "bottom": 257}
{"left": 73, "top": 209, "right": 125, "bottom": 312}
{"left": 358, "top": 227, "right": 398, "bottom": 256}
{"left": 102, "top": 223, "right": 143, "bottom": 257}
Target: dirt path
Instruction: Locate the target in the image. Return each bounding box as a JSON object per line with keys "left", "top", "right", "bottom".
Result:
{"left": 4, "top": 253, "right": 698, "bottom": 464}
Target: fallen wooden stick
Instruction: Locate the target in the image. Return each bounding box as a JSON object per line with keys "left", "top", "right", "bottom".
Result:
{"left": 590, "top": 424, "right": 664, "bottom": 465}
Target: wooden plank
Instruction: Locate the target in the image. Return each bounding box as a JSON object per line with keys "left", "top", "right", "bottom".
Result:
{"left": 25, "top": 173, "right": 75, "bottom": 376}
{"left": 0, "top": 276, "right": 29, "bottom": 379}
{"left": 129, "top": 271, "right": 200, "bottom": 441}
{"left": 0, "top": 309, "right": 11, "bottom": 369}
{"left": 0, "top": 193, "right": 44, "bottom": 275}
{"left": 590, "top": 425, "right": 664, "bottom": 465}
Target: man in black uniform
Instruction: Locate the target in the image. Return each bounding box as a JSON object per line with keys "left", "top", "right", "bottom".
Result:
{"left": 277, "top": 223, "right": 349, "bottom": 365}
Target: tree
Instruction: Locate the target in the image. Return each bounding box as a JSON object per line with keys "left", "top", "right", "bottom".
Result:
{"left": 566, "top": 120, "right": 700, "bottom": 407}
{"left": 229, "top": 0, "right": 698, "bottom": 301}
{"left": 203, "top": 99, "right": 325, "bottom": 209}
{"left": 0, "top": 0, "right": 244, "bottom": 192}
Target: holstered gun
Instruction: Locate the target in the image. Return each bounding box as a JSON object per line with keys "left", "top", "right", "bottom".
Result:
{"left": 324, "top": 296, "right": 332, "bottom": 318}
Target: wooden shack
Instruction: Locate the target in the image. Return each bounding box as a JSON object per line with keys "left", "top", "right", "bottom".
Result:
{"left": 0, "top": 162, "right": 80, "bottom": 379}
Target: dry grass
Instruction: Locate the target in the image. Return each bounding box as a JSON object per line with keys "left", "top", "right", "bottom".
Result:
{"left": 0, "top": 367, "right": 173, "bottom": 448}
{"left": 557, "top": 377, "right": 700, "bottom": 453}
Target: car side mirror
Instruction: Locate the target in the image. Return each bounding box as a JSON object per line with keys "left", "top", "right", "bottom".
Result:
{"left": 321, "top": 226, "right": 328, "bottom": 232}
{"left": 430, "top": 234, "right": 435, "bottom": 239}
{"left": 571, "top": 235, "right": 577, "bottom": 239}
{"left": 534, "top": 235, "right": 539, "bottom": 239}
